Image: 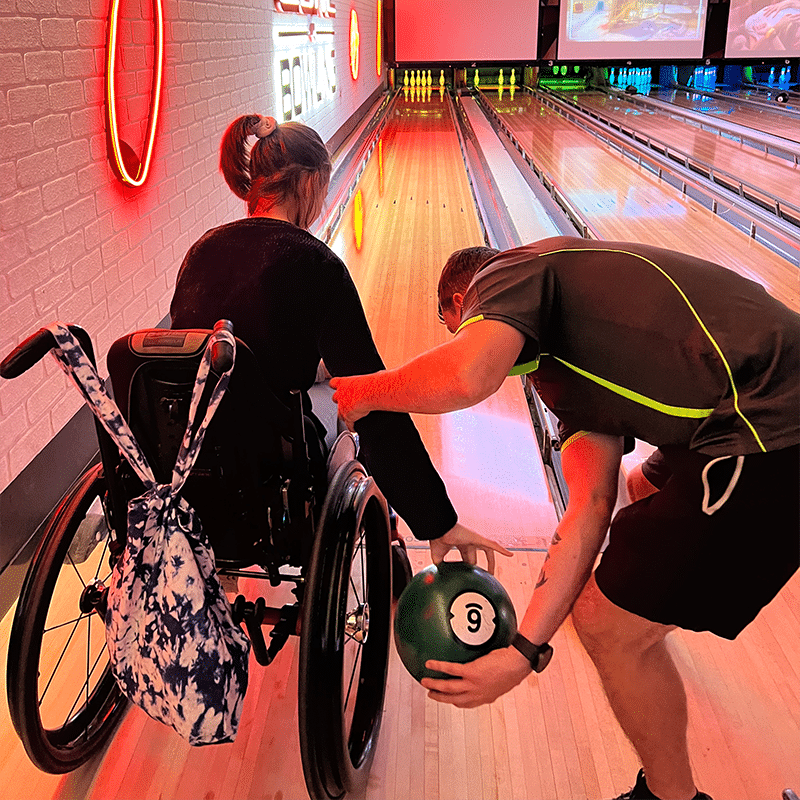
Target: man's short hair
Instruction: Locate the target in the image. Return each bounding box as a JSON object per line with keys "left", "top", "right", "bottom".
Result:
{"left": 437, "top": 246, "right": 499, "bottom": 319}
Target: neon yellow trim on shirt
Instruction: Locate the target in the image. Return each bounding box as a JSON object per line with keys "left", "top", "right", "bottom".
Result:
{"left": 561, "top": 431, "right": 590, "bottom": 451}
{"left": 455, "top": 314, "right": 484, "bottom": 334}
{"left": 540, "top": 247, "right": 768, "bottom": 452}
{"left": 551, "top": 355, "right": 715, "bottom": 418}
{"left": 509, "top": 358, "right": 540, "bottom": 376}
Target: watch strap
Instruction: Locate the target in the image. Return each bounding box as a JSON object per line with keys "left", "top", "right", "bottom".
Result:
{"left": 511, "top": 632, "right": 553, "bottom": 673}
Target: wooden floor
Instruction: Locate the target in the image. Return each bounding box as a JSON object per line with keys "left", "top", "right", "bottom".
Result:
{"left": 575, "top": 90, "right": 800, "bottom": 210}
{"left": 0, "top": 91, "right": 798, "bottom": 800}
{"left": 652, "top": 87, "right": 800, "bottom": 144}
{"left": 484, "top": 90, "right": 799, "bottom": 312}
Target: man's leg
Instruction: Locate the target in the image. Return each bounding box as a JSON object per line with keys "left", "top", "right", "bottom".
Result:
{"left": 572, "top": 574, "right": 697, "bottom": 800}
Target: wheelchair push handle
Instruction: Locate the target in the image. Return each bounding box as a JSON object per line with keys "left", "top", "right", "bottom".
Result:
{"left": 1, "top": 324, "right": 96, "bottom": 379}
{"left": 211, "top": 319, "right": 235, "bottom": 374}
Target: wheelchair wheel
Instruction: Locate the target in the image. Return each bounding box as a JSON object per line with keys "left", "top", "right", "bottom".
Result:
{"left": 7, "top": 463, "right": 128, "bottom": 773}
{"left": 299, "top": 460, "right": 392, "bottom": 800}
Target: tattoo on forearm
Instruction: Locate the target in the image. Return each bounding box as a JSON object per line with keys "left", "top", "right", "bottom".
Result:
{"left": 535, "top": 529, "right": 563, "bottom": 589}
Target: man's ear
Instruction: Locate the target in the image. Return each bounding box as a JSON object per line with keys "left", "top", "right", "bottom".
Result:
{"left": 452, "top": 292, "right": 464, "bottom": 312}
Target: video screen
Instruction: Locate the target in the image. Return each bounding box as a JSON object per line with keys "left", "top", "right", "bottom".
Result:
{"left": 558, "top": 0, "right": 709, "bottom": 60}
{"left": 394, "top": 0, "right": 539, "bottom": 62}
{"left": 725, "top": 0, "right": 800, "bottom": 56}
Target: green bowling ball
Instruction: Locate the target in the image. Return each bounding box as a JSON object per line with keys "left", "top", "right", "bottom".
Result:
{"left": 394, "top": 561, "right": 518, "bottom": 682}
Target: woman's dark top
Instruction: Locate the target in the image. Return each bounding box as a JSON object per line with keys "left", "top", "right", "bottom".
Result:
{"left": 170, "top": 217, "right": 457, "bottom": 540}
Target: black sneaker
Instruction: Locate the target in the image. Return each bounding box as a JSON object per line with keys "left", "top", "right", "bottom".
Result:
{"left": 611, "top": 769, "right": 713, "bottom": 800}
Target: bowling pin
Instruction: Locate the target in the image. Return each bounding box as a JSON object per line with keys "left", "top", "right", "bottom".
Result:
{"left": 439, "top": 69, "right": 445, "bottom": 88}
{"left": 427, "top": 69, "right": 432, "bottom": 86}
{"left": 474, "top": 68, "right": 480, "bottom": 88}
{"left": 510, "top": 68, "right": 516, "bottom": 86}
{"left": 404, "top": 69, "right": 409, "bottom": 87}
{"left": 769, "top": 66, "right": 776, "bottom": 85}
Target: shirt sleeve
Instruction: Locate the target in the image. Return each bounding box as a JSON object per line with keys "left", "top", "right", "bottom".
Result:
{"left": 459, "top": 246, "right": 558, "bottom": 356}
{"left": 318, "top": 265, "right": 458, "bottom": 540}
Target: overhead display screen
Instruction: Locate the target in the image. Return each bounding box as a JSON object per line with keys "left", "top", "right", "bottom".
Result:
{"left": 557, "top": 0, "right": 709, "bottom": 60}
{"left": 725, "top": 0, "right": 800, "bottom": 57}
{"left": 394, "top": 0, "right": 539, "bottom": 62}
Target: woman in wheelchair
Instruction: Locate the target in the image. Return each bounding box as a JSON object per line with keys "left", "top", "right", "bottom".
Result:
{"left": 170, "top": 113, "right": 510, "bottom": 570}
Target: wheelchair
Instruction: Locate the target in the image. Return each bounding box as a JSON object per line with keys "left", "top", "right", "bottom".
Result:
{"left": 1, "top": 319, "right": 406, "bottom": 800}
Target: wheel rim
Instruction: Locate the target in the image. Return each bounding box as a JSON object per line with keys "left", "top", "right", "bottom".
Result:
{"left": 298, "top": 461, "right": 391, "bottom": 800}
{"left": 38, "top": 510, "right": 115, "bottom": 742}
{"left": 339, "top": 501, "right": 389, "bottom": 778}
{"left": 8, "top": 465, "right": 127, "bottom": 772}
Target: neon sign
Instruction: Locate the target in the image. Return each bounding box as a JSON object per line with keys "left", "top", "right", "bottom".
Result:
{"left": 105, "top": 0, "right": 164, "bottom": 186}
{"left": 274, "top": 18, "right": 337, "bottom": 122}
{"left": 274, "top": 0, "right": 335, "bottom": 17}
{"left": 353, "top": 189, "right": 363, "bottom": 250}
{"left": 349, "top": 9, "right": 359, "bottom": 80}
{"left": 376, "top": 0, "right": 382, "bottom": 76}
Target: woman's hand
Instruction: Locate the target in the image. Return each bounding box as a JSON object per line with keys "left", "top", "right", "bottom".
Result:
{"left": 428, "top": 522, "right": 512, "bottom": 575}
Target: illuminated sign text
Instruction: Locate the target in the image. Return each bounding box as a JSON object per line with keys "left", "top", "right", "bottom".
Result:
{"left": 274, "top": 20, "right": 337, "bottom": 122}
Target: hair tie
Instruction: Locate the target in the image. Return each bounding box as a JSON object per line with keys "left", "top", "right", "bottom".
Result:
{"left": 252, "top": 115, "right": 277, "bottom": 138}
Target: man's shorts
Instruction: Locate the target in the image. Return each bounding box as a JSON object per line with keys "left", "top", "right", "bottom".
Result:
{"left": 595, "top": 444, "right": 800, "bottom": 639}
{"left": 640, "top": 448, "right": 671, "bottom": 490}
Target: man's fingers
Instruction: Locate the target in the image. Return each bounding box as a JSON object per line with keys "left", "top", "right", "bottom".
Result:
{"left": 485, "top": 548, "right": 496, "bottom": 575}
{"left": 423, "top": 660, "right": 468, "bottom": 680}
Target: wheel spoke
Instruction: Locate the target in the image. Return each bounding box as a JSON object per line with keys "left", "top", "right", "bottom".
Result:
{"left": 63, "top": 634, "right": 109, "bottom": 735}
{"left": 43, "top": 612, "right": 95, "bottom": 634}
{"left": 39, "top": 613, "right": 85, "bottom": 707}
{"left": 91, "top": 536, "right": 113, "bottom": 584}
{"left": 343, "top": 638, "right": 363, "bottom": 713}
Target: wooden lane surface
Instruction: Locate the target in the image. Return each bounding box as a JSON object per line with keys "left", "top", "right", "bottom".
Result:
{"left": 575, "top": 90, "right": 800, "bottom": 208}
{"left": 327, "top": 91, "right": 557, "bottom": 551}
{"left": 485, "top": 91, "right": 799, "bottom": 312}
{"left": 651, "top": 87, "right": 800, "bottom": 144}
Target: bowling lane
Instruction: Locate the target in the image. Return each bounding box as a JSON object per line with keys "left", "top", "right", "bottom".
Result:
{"left": 326, "top": 90, "right": 559, "bottom": 550}
{"left": 573, "top": 90, "right": 800, "bottom": 210}
{"left": 481, "top": 90, "right": 799, "bottom": 312}
{"left": 650, "top": 86, "right": 800, "bottom": 143}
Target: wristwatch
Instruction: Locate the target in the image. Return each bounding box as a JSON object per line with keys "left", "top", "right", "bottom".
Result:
{"left": 511, "top": 632, "right": 553, "bottom": 673}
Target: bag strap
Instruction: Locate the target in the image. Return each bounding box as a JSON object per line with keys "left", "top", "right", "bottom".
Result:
{"left": 170, "top": 327, "right": 235, "bottom": 494}
{"left": 47, "top": 322, "right": 157, "bottom": 488}
{"left": 47, "top": 323, "right": 236, "bottom": 498}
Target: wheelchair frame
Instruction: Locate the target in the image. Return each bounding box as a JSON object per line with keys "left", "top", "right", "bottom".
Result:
{"left": 1, "top": 321, "right": 395, "bottom": 800}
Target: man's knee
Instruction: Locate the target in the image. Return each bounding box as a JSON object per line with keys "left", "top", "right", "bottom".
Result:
{"left": 572, "top": 575, "right": 672, "bottom": 659}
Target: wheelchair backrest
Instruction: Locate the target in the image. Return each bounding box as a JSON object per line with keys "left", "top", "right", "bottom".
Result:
{"left": 105, "top": 327, "right": 307, "bottom": 566}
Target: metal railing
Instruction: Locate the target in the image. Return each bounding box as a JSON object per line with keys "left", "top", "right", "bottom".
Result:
{"left": 532, "top": 88, "right": 800, "bottom": 268}
{"left": 556, "top": 88, "right": 800, "bottom": 227}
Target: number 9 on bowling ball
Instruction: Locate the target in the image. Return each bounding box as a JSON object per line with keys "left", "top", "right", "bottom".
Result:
{"left": 394, "top": 561, "right": 518, "bottom": 682}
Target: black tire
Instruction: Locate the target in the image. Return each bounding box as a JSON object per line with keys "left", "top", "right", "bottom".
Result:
{"left": 7, "top": 464, "right": 128, "bottom": 773}
{"left": 299, "top": 460, "right": 392, "bottom": 800}
{"left": 391, "top": 541, "right": 412, "bottom": 601}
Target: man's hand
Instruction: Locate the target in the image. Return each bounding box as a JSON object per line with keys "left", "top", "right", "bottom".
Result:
{"left": 330, "top": 374, "right": 374, "bottom": 427}
{"left": 421, "top": 646, "right": 532, "bottom": 708}
{"left": 429, "top": 522, "right": 512, "bottom": 575}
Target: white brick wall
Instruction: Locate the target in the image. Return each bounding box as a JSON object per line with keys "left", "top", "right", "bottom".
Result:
{"left": 0, "top": 0, "right": 384, "bottom": 493}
